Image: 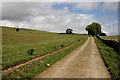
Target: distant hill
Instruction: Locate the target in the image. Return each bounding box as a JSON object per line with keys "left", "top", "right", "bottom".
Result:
{"left": 1, "top": 26, "right": 55, "bottom": 34}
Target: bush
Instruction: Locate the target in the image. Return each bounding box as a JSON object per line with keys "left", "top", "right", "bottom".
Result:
{"left": 53, "top": 46, "right": 56, "bottom": 49}
{"left": 61, "top": 45, "right": 64, "bottom": 47}
{"left": 28, "top": 49, "right": 34, "bottom": 55}
{"left": 16, "top": 28, "right": 19, "bottom": 31}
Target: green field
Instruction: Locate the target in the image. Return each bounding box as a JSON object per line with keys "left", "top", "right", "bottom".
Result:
{"left": 2, "top": 36, "right": 87, "bottom": 79}
{"left": 101, "top": 36, "right": 120, "bottom": 41}
{"left": 2, "top": 27, "right": 88, "bottom": 69}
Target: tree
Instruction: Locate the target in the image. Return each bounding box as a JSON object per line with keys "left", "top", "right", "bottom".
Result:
{"left": 86, "top": 22, "right": 101, "bottom": 36}
{"left": 66, "top": 28, "right": 73, "bottom": 34}
{"left": 16, "top": 28, "right": 19, "bottom": 31}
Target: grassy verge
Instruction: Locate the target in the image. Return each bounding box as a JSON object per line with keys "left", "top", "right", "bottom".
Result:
{"left": 2, "top": 37, "right": 88, "bottom": 79}
{"left": 94, "top": 37, "right": 120, "bottom": 79}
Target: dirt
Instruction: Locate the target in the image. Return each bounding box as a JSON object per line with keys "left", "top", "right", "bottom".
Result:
{"left": 35, "top": 37, "right": 110, "bottom": 78}
{"left": 2, "top": 40, "right": 82, "bottom": 75}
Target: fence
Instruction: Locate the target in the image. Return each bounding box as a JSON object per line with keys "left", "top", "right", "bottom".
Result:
{"left": 96, "top": 35, "right": 120, "bottom": 53}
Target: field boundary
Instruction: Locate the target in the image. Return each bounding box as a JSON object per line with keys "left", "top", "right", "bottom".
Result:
{"left": 2, "top": 40, "right": 82, "bottom": 75}
{"left": 96, "top": 35, "right": 120, "bottom": 53}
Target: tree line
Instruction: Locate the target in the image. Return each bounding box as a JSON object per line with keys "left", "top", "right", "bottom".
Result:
{"left": 66, "top": 22, "right": 106, "bottom": 36}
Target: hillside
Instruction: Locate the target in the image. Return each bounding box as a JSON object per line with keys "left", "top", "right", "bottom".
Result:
{"left": 2, "top": 26, "right": 88, "bottom": 70}
{"left": 2, "top": 26, "right": 64, "bottom": 45}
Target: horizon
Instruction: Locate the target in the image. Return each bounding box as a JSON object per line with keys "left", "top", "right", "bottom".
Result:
{"left": 1, "top": 26, "right": 120, "bottom": 36}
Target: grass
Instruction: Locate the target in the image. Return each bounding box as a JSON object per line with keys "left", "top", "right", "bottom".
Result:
{"left": 2, "top": 32, "right": 88, "bottom": 79}
{"left": 94, "top": 36, "right": 120, "bottom": 79}
{"left": 101, "top": 36, "right": 120, "bottom": 41}
{"left": 2, "top": 26, "right": 88, "bottom": 69}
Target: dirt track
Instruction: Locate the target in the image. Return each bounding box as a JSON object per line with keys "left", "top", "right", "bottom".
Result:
{"left": 35, "top": 37, "right": 110, "bottom": 78}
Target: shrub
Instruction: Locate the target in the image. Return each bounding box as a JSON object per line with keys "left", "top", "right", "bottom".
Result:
{"left": 16, "top": 28, "right": 19, "bottom": 31}
{"left": 53, "top": 46, "right": 56, "bottom": 49}
{"left": 61, "top": 45, "right": 64, "bottom": 47}
{"left": 28, "top": 49, "right": 34, "bottom": 55}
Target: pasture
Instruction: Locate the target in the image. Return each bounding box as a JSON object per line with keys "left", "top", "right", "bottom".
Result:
{"left": 2, "top": 27, "right": 88, "bottom": 69}
{"left": 2, "top": 37, "right": 87, "bottom": 79}
{"left": 101, "top": 36, "right": 120, "bottom": 41}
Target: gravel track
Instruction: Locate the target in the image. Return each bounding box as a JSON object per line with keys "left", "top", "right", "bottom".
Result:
{"left": 35, "top": 37, "right": 110, "bottom": 78}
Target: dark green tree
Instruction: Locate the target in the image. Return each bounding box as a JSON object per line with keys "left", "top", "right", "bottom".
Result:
{"left": 66, "top": 28, "right": 73, "bottom": 34}
{"left": 86, "top": 22, "right": 101, "bottom": 36}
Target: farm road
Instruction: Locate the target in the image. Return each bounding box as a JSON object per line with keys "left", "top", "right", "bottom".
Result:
{"left": 35, "top": 37, "right": 110, "bottom": 78}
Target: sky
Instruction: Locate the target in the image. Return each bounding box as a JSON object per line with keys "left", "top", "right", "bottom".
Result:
{"left": 0, "top": 1, "right": 119, "bottom": 35}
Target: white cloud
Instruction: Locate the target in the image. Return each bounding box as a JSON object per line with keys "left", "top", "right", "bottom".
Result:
{"left": 1, "top": 2, "right": 94, "bottom": 34}
{"left": 1, "top": 2, "right": 118, "bottom": 35}
{"left": 73, "top": 2, "right": 101, "bottom": 11}
{"left": 1, "top": 14, "right": 94, "bottom": 34}
{"left": 72, "top": 2, "right": 118, "bottom": 12}
{"left": 27, "top": 13, "right": 94, "bottom": 33}
{"left": 102, "top": 23, "right": 118, "bottom": 36}
{"left": 2, "top": 2, "right": 53, "bottom": 21}
{"left": 101, "top": 2, "right": 118, "bottom": 11}
{"left": 96, "top": 14, "right": 118, "bottom": 25}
